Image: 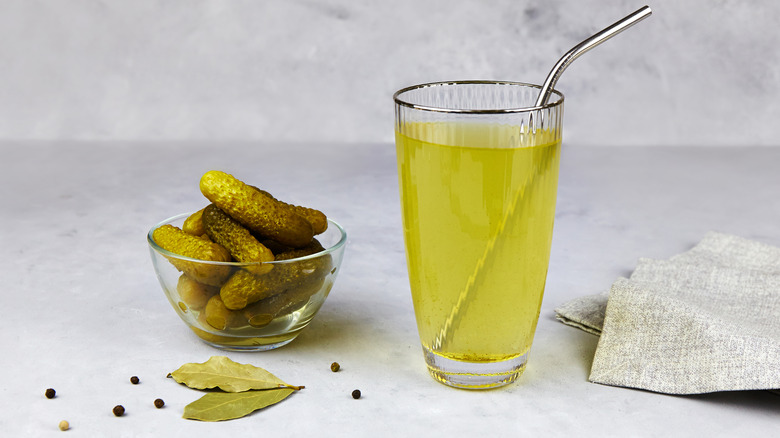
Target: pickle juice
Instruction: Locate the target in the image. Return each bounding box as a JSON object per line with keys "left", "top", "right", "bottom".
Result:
{"left": 396, "top": 122, "right": 561, "bottom": 366}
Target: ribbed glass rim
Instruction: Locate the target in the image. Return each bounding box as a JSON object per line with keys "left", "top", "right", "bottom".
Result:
{"left": 393, "top": 80, "right": 564, "bottom": 114}
{"left": 147, "top": 213, "right": 347, "bottom": 266}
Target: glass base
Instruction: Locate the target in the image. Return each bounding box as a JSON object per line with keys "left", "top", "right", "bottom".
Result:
{"left": 423, "top": 345, "right": 528, "bottom": 389}
{"left": 200, "top": 337, "right": 296, "bottom": 352}
{"left": 190, "top": 327, "right": 300, "bottom": 351}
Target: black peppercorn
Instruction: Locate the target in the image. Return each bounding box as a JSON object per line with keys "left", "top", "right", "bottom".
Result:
{"left": 113, "top": 405, "right": 125, "bottom": 417}
{"left": 45, "top": 388, "right": 56, "bottom": 399}
{"left": 351, "top": 389, "right": 361, "bottom": 399}
{"left": 154, "top": 398, "right": 165, "bottom": 409}
{"left": 330, "top": 362, "right": 340, "bottom": 372}
{"left": 130, "top": 376, "right": 140, "bottom": 384}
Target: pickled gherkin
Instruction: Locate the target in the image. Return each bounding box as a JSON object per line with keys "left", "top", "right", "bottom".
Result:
{"left": 153, "top": 224, "right": 232, "bottom": 286}
{"left": 154, "top": 170, "right": 339, "bottom": 345}
{"left": 260, "top": 239, "right": 293, "bottom": 255}
{"left": 182, "top": 208, "right": 207, "bottom": 237}
{"left": 254, "top": 188, "right": 328, "bottom": 235}
{"left": 276, "top": 239, "right": 326, "bottom": 260}
{"left": 202, "top": 204, "right": 274, "bottom": 275}
{"left": 219, "top": 240, "right": 330, "bottom": 310}
{"left": 199, "top": 171, "right": 313, "bottom": 248}
{"left": 177, "top": 274, "right": 218, "bottom": 311}
{"left": 244, "top": 277, "right": 331, "bottom": 327}
{"left": 219, "top": 270, "right": 275, "bottom": 310}
{"left": 204, "top": 294, "right": 246, "bottom": 330}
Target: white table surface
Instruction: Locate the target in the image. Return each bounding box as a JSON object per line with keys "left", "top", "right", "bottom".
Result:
{"left": 1, "top": 141, "right": 778, "bottom": 436}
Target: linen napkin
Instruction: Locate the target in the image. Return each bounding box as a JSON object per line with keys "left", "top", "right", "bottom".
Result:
{"left": 555, "top": 232, "right": 780, "bottom": 394}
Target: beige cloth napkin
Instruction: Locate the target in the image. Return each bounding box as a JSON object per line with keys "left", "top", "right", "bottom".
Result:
{"left": 555, "top": 232, "right": 780, "bottom": 394}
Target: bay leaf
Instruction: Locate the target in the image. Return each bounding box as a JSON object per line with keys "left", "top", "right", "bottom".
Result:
{"left": 171, "top": 356, "right": 302, "bottom": 392}
{"left": 183, "top": 388, "right": 295, "bottom": 421}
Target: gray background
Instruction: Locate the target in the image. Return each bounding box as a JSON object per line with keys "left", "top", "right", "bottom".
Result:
{"left": 1, "top": 0, "right": 778, "bottom": 146}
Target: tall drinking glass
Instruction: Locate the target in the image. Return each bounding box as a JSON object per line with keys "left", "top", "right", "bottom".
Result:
{"left": 394, "top": 81, "right": 564, "bottom": 389}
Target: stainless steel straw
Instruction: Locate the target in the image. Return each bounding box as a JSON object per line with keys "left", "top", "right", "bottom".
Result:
{"left": 535, "top": 5, "right": 652, "bottom": 107}
{"left": 433, "top": 5, "right": 653, "bottom": 352}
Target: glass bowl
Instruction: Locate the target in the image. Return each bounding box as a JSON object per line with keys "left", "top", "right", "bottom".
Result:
{"left": 148, "top": 213, "right": 347, "bottom": 351}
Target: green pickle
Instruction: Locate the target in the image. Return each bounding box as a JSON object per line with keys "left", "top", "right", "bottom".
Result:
{"left": 260, "top": 239, "right": 293, "bottom": 255}
{"left": 204, "top": 294, "right": 246, "bottom": 330}
{"left": 200, "top": 170, "right": 314, "bottom": 248}
{"left": 182, "top": 208, "right": 207, "bottom": 237}
{"left": 219, "top": 270, "right": 276, "bottom": 310}
{"left": 177, "top": 274, "right": 218, "bottom": 311}
{"left": 159, "top": 170, "right": 337, "bottom": 345}
{"left": 219, "top": 240, "right": 330, "bottom": 310}
{"left": 244, "top": 276, "right": 330, "bottom": 327}
{"left": 202, "top": 203, "right": 274, "bottom": 275}
{"left": 153, "top": 224, "right": 232, "bottom": 286}
{"left": 254, "top": 188, "right": 328, "bottom": 235}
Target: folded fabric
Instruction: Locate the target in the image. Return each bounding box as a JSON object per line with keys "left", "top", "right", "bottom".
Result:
{"left": 554, "top": 291, "right": 608, "bottom": 335}
{"left": 555, "top": 232, "right": 780, "bottom": 394}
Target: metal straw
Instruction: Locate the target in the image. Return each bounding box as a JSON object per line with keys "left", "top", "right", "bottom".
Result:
{"left": 432, "top": 6, "right": 653, "bottom": 353}
{"left": 535, "top": 5, "right": 653, "bottom": 107}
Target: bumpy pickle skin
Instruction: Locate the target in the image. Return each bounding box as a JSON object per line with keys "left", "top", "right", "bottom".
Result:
{"left": 199, "top": 171, "right": 313, "bottom": 248}
{"left": 152, "top": 224, "right": 232, "bottom": 286}
{"left": 276, "top": 238, "right": 326, "bottom": 260}
{"left": 219, "top": 240, "right": 330, "bottom": 310}
{"left": 219, "top": 270, "right": 275, "bottom": 310}
{"left": 202, "top": 204, "right": 274, "bottom": 275}
{"left": 260, "top": 239, "right": 293, "bottom": 255}
{"left": 182, "top": 208, "right": 207, "bottom": 236}
{"left": 254, "top": 188, "right": 328, "bottom": 235}
{"left": 177, "top": 274, "right": 218, "bottom": 311}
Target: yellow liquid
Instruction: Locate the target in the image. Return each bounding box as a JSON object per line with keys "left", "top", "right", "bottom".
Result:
{"left": 396, "top": 122, "right": 561, "bottom": 363}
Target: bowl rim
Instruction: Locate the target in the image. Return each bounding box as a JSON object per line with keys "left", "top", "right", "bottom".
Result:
{"left": 147, "top": 212, "right": 347, "bottom": 266}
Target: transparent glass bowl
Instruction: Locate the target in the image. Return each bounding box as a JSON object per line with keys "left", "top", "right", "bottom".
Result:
{"left": 148, "top": 213, "right": 347, "bottom": 351}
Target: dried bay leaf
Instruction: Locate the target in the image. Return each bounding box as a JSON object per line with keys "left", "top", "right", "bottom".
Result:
{"left": 183, "top": 388, "right": 295, "bottom": 421}
{"left": 171, "top": 356, "right": 303, "bottom": 392}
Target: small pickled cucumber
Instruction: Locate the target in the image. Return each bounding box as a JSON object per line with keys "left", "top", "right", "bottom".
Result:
{"left": 182, "top": 208, "right": 207, "bottom": 236}
{"left": 276, "top": 239, "right": 326, "bottom": 260}
{"left": 260, "top": 239, "right": 293, "bottom": 255}
{"left": 218, "top": 269, "right": 282, "bottom": 310}
{"left": 219, "top": 240, "right": 330, "bottom": 310}
{"left": 204, "top": 294, "right": 246, "bottom": 330}
{"left": 199, "top": 171, "right": 313, "bottom": 248}
{"left": 152, "top": 224, "right": 232, "bottom": 286}
{"left": 202, "top": 204, "right": 274, "bottom": 275}
{"left": 254, "top": 188, "right": 328, "bottom": 235}
{"left": 246, "top": 312, "right": 274, "bottom": 328}
{"left": 177, "top": 274, "right": 218, "bottom": 311}
{"left": 244, "top": 277, "right": 330, "bottom": 327}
